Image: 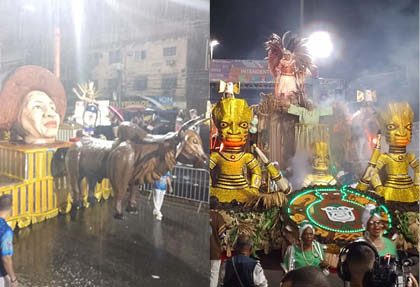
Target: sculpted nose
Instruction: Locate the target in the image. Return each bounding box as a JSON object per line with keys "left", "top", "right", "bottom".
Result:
{"left": 229, "top": 124, "right": 239, "bottom": 134}
{"left": 396, "top": 126, "right": 407, "bottom": 137}
{"left": 44, "top": 106, "right": 56, "bottom": 117}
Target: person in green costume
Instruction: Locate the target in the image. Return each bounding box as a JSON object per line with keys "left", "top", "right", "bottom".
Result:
{"left": 283, "top": 222, "right": 329, "bottom": 272}
{"left": 361, "top": 204, "right": 398, "bottom": 258}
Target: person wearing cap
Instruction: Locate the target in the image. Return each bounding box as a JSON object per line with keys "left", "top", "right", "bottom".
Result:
{"left": 361, "top": 204, "right": 397, "bottom": 258}
{"left": 283, "top": 221, "right": 328, "bottom": 272}
{"left": 0, "top": 194, "right": 17, "bottom": 286}
{"left": 0, "top": 66, "right": 66, "bottom": 144}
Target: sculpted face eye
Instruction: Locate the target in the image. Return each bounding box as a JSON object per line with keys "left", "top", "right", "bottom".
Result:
{"left": 239, "top": 122, "right": 248, "bottom": 129}
{"left": 405, "top": 123, "right": 412, "bottom": 131}
{"left": 386, "top": 123, "right": 396, "bottom": 131}
{"left": 220, "top": 122, "right": 228, "bottom": 128}
{"left": 193, "top": 138, "right": 198, "bottom": 144}
{"left": 50, "top": 103, "right": 56, "bottom": 112}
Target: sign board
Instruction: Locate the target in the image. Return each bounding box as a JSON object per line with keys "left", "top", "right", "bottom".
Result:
{"left": 210, "top": 60, "right": 273, "bottom": 84}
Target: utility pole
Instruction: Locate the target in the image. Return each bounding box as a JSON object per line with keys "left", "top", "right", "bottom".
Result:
{"left": 300, "top": 0, "right": 304, "bottom": 34}
{"left": 53, "top": 0, "right": 60, "bottom": 78}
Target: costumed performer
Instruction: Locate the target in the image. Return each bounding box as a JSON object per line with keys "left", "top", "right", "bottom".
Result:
{"left": 265, "top": 32, "right": 317, "bottom": 108}
{"left": 283, "top": 221, "right": 329, "bottom": 273}
{"left": 361, "top": 204, "right": 397, "bottom": 258}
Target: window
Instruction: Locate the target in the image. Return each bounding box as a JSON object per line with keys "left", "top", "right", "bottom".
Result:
{"left": 163, "top": 47, "right": 176, "bottom": 57}
{"left": 166, "top": 59, "right": 176, "bottom": 66}
{"left": 161, "top": 75, "right": 177, "bottom": 89}
{"left": 109, "top": 50, "right": 121, "bottom": 64}
{"left": 135, "top": 50, "right": 146, "bottom": 60}
{"left": 134, "top": 76, "right": 147, "bottom": 91}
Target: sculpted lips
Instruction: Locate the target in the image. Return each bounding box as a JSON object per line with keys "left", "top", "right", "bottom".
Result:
{"left": 226, "top": 136, "right": 243, "bottom": 141}
{"left": 44, "top": 120, "right": 57, "bottom": 128}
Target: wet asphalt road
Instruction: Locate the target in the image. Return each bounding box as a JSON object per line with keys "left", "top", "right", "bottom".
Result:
{"left": 12, "top": 194, "right": 209, "bottom": 286}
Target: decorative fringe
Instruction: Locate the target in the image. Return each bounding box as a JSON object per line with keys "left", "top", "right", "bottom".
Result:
{"left": 244, "top": 191, "right": 288, "bottom": 209}
{"left": 220, "top": 207, "right": 284, "bottom": 254}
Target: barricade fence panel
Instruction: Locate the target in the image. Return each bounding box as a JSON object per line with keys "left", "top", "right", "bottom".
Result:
{"left": 0, "top": 141, "right": 113, "bottom": 230}
{"left": 141, "top": 165, "right": 209, "bottom": 204}
{"left": 56, "top": 127, "right": 82, "bottom": 142}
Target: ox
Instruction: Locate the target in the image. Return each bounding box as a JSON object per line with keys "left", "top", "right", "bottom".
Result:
{"left": 107, "top": 119, "right": 207, "bottom": 219}
{"left": 52, "top": 118, "right": 207, "bottom": 218}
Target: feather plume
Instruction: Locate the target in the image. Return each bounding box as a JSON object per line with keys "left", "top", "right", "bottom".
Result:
{"left": 265, "top": 31, "right": 317, "bottom": 77}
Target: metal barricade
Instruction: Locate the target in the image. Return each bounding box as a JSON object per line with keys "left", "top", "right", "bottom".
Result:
{"left": 141, "top": 165, "right": 209, "bottom": 212}
{"left": 56, "top": 126, "right": 82, "bottom": 142}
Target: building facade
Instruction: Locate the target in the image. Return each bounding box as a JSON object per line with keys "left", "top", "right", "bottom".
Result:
{"left": 90, "top": 35, "right": 189, "bottom": 108}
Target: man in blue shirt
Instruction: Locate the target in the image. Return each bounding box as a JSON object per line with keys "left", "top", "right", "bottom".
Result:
{"left": 152, "top": 171, "right": 172, "bottom": 221}
{"left": 0, "top": 194, "right": 17, "bottom": 286}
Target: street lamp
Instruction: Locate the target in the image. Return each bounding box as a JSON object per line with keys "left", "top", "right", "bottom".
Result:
{"left": 307, "top": 31, "right": 333, "bottom": 59}
{"left": 210, "top": 39, "right": 219, "bottom": 60}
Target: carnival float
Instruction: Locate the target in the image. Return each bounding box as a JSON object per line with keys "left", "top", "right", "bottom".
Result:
{"left": 210, "top": 31, "right": 419, "bottom": 266}
{"left": 0, "top": 65, "right": 207, "bottom": 229}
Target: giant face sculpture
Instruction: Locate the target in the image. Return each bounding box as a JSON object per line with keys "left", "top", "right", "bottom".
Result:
{"left": 0, "top": 66, "right": 66, "bottom": 145}
{"left": 311, "top": 141, "right": 329, "bottom": 172}
{"left": 20, "top": 90, "right": 60, "bottom": 144}
{"left": 212, "top": 98, "right": 252, "bottom": 147}
{"left": 380, "top": 102, "right": 413, "bottom": 147}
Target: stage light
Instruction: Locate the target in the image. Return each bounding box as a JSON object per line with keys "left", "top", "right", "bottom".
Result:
{"left": 210, "top": 40, "right": 219, "bottom": 59}
{"left": 307, "top": 31, "right": 333, "bottom": 59}
{"left": 210, "top": 40, "right": 220, "bottom": 48}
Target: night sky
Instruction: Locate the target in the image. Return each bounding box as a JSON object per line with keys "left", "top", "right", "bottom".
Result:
{"left": 211, "top": 0, "right": 419, "bottom": 86}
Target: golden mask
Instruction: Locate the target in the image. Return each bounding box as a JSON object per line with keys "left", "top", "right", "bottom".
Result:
{"left": 212, "top": 98, "right": 252, "bottom": 147}
{"left": 380, "top": 102, "right": 413, "bottom": 147}
{"left": 311, "top": 141, "right": 329, "bottom": 171}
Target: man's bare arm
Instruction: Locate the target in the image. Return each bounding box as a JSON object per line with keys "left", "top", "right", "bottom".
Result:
{"left": 2, "top": 255, "right": 16, "bottom": 282}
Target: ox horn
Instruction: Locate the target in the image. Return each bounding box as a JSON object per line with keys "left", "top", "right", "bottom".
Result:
{"left": 178, "top": 115, "right": 208, "bottom": 135}
{"left": 142, "top": 115, "right": 208, "bottom": 144}
{"left": 142, "top": 131, "right": 178, "bottom": 143}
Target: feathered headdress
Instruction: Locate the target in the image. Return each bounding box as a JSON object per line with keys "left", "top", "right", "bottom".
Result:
{"left": 265, "top": 32, "right": 317, "bottom": 77}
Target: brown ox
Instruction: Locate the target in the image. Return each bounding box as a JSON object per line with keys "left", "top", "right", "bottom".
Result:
{"left": 107, "top": 123, "right": 207, "bottom": 219}
{"left": 55, "top": 122, "right": 147, "bottom": 209}
{"left": 53, "top": 118, "right": 207, "bottom": 218}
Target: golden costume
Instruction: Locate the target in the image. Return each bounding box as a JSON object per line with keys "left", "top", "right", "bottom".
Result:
{"left": 369, "top": 102, "right": 419, "bottom": 202}
{"left": 357, "top": 132, "right": 382, "bottom": 191}
{"left": 210, "top": 98, "right": 262, "bottom": 203}
{"left": 302, "top": 142, "right": 337, "bottom": 187}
